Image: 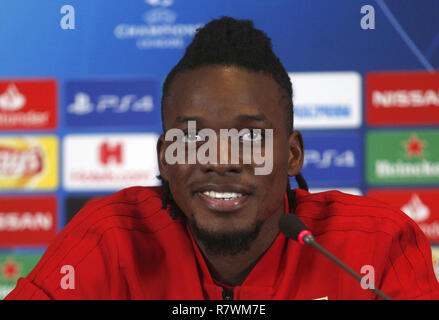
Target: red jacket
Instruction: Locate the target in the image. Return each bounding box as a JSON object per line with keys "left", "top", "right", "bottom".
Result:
{"left": 5, "top": 186, "right": 439, "bottom": 300}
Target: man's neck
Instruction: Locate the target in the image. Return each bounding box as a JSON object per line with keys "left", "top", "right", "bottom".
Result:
{"left": 195, "top": 210, "right": 283, "bottom": 287}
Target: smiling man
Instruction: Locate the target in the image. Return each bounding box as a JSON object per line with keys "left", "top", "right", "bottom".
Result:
{"left": 5, "top": 17, "right": 439, "bottom": 300}
{"left": 157, "top": 63, "right": 300, "bottom": 290}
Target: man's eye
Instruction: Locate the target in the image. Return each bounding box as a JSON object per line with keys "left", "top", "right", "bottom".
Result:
{"left": 240, "top": 130, "right": 263, "bottom": 142}
{"left": 182, "top": 132, "right": 203, "bottom": 143}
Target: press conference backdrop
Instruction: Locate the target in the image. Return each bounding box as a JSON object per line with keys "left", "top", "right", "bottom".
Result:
{"left": 0, "top": 0, "right": 439, "bottom": 298}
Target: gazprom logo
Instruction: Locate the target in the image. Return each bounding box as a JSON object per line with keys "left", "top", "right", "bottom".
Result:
{"left": 288, "top": 72, "right": 362, "bottom": 129}
{"left": 295, "top": 104, "right": 352, "bottom": 118}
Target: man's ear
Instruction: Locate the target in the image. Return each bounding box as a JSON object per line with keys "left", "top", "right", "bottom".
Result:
{"left": 287, "top": 130, "right": 304, "bottom": 177}
{"left": 156, "top": 134, "right": 169, "bottom": 181}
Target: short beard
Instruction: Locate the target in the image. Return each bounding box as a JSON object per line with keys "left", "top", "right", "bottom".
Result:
{"left": 188, "top": 219, "right": 263, "bottom": 256}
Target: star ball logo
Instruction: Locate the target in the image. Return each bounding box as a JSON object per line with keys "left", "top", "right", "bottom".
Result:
{"left": 114, "top": 0, "right": 202, "bottom": 50}
{"left": 366, "top": 130, "right": 439, "bottom": 185}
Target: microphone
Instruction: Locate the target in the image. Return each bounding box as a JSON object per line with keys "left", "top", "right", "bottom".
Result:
{"left": 279, "top": 214, "right": 392, "bottom": 300}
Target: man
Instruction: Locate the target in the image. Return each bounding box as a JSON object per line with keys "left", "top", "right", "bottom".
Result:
{"left": 6, "top": 17, "right": 439, "bottom": 300}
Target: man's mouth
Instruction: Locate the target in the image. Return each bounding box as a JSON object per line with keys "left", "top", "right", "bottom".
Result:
{"left": 195, "top": 188, "right": 251, "bottom": 212}
{"left": 201, "top": 191, "right": 244, "bottom": 200}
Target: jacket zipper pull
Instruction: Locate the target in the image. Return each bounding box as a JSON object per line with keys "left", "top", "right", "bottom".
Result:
{"left": 222, "top": 287, "right": 234, "bottom": 300}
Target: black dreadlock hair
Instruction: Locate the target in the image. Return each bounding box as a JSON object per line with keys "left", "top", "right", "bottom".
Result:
{"left": 158, "top": 17, "right": 308, "bottom": 219}
{"left": 161, "top": 16, "right": 293, "bottom": 134}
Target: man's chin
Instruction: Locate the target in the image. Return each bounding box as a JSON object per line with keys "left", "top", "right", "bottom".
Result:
{"left": 188, "top": 218, "right": 262, "bottom": 256}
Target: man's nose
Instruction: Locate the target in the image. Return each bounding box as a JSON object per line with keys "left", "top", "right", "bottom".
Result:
{"left": 199, "top": 137, "right": 243, "bottom": 175}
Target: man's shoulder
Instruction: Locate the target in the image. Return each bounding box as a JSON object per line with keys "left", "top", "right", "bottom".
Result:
{"left": 52, "top": 185, "right": 177, "bottom": 258}
{"left": 79, "top": 185, "right": 164, "bottom": 212}
{"left": 294, "top": 189, "right": 419, "bottom": 239}
{"left": 292, "top": 189, "right": 439, "bottom": 300}
{"left": 9, "top": 186, "right": 188, "bottom": 299}
{"left": 67, "top": 186, "right": 170, "bottom": 230}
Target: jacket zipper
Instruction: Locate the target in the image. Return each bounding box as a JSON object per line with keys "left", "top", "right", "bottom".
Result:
{"left": 222, "top": 287, "right": 234, "bottom": 300}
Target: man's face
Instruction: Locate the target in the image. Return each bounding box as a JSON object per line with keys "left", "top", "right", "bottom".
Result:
{"left": 158, "top": 65, "right": 303, "bottom": 255}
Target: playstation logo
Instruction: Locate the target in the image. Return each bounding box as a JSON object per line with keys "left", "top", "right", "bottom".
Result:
{"left": 67, "top": 92, "right": 94, "bottom": 115}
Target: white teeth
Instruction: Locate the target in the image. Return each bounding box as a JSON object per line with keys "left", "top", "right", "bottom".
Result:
{"left": 202, "top": 191, "right": 243, "bottom": 200}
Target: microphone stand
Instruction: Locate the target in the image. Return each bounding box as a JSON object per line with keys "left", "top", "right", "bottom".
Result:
{"left": 302, "top": 233, "right": 392, "bottom": 300}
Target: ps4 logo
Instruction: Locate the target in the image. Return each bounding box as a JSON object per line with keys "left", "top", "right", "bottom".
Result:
{"left": 304, "top": 150, "right": 356, "bottom": 168}
{"left": 67, "top": 92, "right": 154, "bottom": 115}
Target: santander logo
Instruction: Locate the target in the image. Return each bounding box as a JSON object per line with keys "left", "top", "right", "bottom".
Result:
{"left": 401, "top": 193, "right": 430, "bottom": 222}
{"left": 0, "top": 84, "right": 26, "bottom": 111}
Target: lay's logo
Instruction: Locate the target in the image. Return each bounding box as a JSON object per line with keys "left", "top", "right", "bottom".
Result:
{"left": 0, "top": 136, "right": 58, "bottom": 190}
{"left": 0, "top": 145, "right": 43, "bottom": 178}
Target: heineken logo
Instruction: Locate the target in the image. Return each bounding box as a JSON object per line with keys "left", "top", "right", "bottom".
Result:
{"left": 1, "top": 258, "right": 20, "bottom": 281}
{"left": 0, "top": 254, "right": 42, "bottom": 299}
{"left": 367, "top": 130, "right": 439, "bottom": 185}
{"left": 403, "top": 134, "right": 427, "bottom": 159}
{"left": 375, "top": 160, "right": 439, "bottom": 178}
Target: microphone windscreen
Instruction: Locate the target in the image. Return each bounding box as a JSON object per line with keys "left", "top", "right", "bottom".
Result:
{"left": 279, "top": 214, "right": 309, "bottom": 241}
